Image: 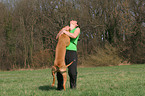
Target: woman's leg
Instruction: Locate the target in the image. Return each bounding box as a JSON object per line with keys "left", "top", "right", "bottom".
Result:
{"left": 56, "top": 72, "right": 63, "bottom": 90}
{"left": 65, "top": 50, "right": 77, "bottom": 89}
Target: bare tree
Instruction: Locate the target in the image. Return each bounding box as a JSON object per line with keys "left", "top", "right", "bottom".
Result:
{"left": 0, "top": 0, "right": 144, "bottom": 70}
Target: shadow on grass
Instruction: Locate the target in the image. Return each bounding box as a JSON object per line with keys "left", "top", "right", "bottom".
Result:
{"left": 39, "top": 85, "right": 56, "bottom": 91}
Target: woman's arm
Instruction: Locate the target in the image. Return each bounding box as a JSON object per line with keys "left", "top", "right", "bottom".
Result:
{"left": 56, "top": 26, "right": 70, "bottom": 39}
{"left": 63, "top": 28, "right": 80, "bottom": 38}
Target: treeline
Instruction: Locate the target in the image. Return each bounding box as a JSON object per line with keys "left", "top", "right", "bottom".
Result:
{"left": 0, "top": 0, "right": 144, "bottom": 70}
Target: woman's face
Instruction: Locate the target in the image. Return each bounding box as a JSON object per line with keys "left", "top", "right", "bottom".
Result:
{"left": 70, "top": 20, "right": 78, "bottom": 27}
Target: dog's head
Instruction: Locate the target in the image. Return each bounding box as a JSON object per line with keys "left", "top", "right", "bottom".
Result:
{"left": 57, "top": 26, "right": 70, "bottom": 46}
{"left": 59, "top": 34, "right": 70, "bottom": 46}
{"left": 63, "top": 34, "right": 70, "bottom": 46}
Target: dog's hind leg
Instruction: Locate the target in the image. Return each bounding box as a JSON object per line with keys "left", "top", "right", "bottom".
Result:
{"left": 51, "top": 71, "right": 55, "bottom": 87}
{"left": 51, "top": 66, "right": 56, "bottom": 87}
{"left": 62, "top": 72, "right": 67, "bottom": 91}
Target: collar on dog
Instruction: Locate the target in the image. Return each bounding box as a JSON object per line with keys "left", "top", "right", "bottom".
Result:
{"left": 55, "top": 66, "right": 67, "bottom": 74}
{"left": 60, "top": 71, "right": 67, "bottom": 74}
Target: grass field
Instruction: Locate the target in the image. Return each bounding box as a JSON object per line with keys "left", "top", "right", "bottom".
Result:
{"left": 0, "top": 64, "right": 145, "bottom": 96}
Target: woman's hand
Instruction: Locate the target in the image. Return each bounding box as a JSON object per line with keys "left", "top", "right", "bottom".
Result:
{"left": 63, "top": 28, "right": 80, "bottom": 38}
{"left": 63, "top": 26, "right": 70, "bottom": 30}
{"left": 56, "top": 26, "right": 70, "bottom": 39}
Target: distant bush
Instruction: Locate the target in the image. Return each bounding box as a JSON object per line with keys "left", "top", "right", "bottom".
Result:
{"left": 84, "top": 44, "right": 122, "bottom": 66}
{"left": 32, "top": 49, "right": 54, "bottom": 69}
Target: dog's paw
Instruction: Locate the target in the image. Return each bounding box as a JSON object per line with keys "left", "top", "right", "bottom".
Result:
{"left": 51, "top": 84, "right": 54, "bottom": 87}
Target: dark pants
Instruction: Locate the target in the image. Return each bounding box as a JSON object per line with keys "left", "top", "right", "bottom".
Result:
{"left": 57, "top": 50, "right": 77, "bottom": 89}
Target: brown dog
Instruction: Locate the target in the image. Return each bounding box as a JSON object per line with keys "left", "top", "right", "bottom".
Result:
{"left": 51, "top": 27, "right": 73, "bottom": 91}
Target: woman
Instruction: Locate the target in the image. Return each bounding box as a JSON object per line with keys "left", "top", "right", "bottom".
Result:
{"left": 56, "top": 20, "right": 80, "bottom": 90}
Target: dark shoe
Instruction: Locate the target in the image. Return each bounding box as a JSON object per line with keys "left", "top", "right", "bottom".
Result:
{"left": 70, "top": 82, "right": 76, "bottom": 89}
{"left": 70, "top": 86, "right": 76, "bottom": 89}
{"left": 56, "top": 87, "right": 63, "bottom": 91}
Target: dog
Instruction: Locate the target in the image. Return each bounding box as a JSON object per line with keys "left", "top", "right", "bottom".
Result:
{"left": 51, "top": 27, "right": 73, "bottom": 91}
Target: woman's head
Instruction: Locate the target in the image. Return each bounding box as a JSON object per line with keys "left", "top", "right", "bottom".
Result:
{"left": 70, "top": 20, "right": 78, "bottom": 27}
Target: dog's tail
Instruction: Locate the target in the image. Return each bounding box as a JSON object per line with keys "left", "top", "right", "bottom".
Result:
{"left": 66, "top": 60, "right": 76, "bottom": 67}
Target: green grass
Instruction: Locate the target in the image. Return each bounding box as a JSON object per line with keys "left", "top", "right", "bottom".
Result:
{"left": 0, "top": 64, "right": 145, "bottom": 96}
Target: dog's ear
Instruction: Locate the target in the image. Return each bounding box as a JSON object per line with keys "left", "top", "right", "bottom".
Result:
{"left": 66, "top": 40, "right": 70, "bottom": 47}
